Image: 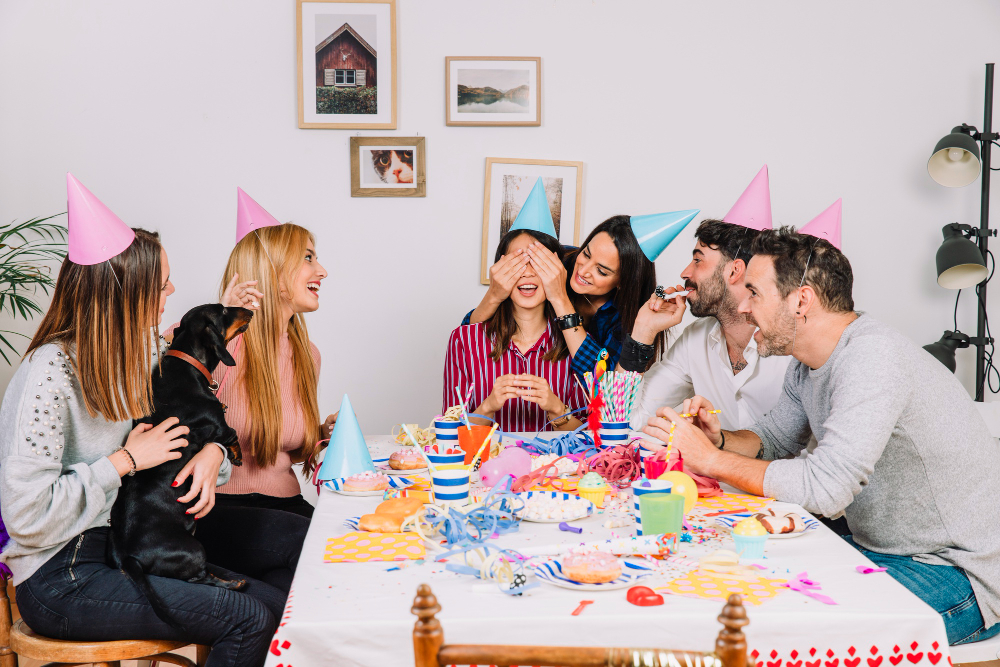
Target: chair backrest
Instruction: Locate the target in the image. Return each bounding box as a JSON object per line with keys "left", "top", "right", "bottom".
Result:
{"left": 411, "top": 584, "right": 751, "bottom": 667}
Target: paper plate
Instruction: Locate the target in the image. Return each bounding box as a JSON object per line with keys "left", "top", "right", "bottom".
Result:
{"left": 331, "top": 488, "right": 389, "bottom": 497}
{"left": 343, "top": 516, "right": 417, "bottom": 532}
{"left": 713, "top": 513, "right": 818, "bottom": 539}
{"left": 532, "top": 558, "right": 653, "bottom": 591}
{"left": 376, "top": 463, "right": 428, "bottom": 476}
{"left": 514, "top": 491, "right": 594, "bottom": 523}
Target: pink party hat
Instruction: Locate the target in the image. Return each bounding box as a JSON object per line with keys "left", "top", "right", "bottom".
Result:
{"left": 66, "top": 173, "right": 136, "bottom": 265}
{"left": 799, "top": 198, "right": 842, "bottom": 249}
{"left": 235, "top": 187, "right": 282, "bottom": 243}
{"left": 723, "top": 165, "right": 772, "bottom": 231}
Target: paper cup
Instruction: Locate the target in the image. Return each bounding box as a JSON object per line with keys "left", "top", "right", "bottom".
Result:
{"left": 424, "top": 445, "right": 465, "bottom": 467}
{"left": 457, "top": 424, "right": 495, "bottom": 465}
{"left": 598, "top": 421, "right": 630, "bottom": 448}
{"left": 630, "top": 478, "right": 673, "bottom": 536}
{"left": 434, "top": 418, "right": 461, "bottom": 442}
{"left": 638, "top": 494, "right": 685, "bottom": 537}
{"left": 431, "top": 468, "right": 471, "bottom": 506}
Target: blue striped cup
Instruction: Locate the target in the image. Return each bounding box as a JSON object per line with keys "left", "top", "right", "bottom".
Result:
{"left": 434, "top": 418, "right": 461, "bottom": 442}
{"left": 598, "top": 421, "right": 630, "bottom": 448}
{"left": 424, "top": 445, "right": 465, "bottom": 467}
{"left": 431, "top": 468, "right": 471, "bottom": 506}
{"left": 630, "top": 478, "right": 673, "bottom": 536}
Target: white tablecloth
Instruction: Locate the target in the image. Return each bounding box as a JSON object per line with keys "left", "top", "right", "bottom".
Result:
{"left": 265, "top": 436, "right": 951, "bottom": 667}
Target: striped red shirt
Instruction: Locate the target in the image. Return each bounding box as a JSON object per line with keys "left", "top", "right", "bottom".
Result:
{"left": 443, "top": 321, "right": 586, "bottom": 432}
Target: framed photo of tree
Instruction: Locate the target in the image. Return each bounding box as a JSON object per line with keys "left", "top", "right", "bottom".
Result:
{"left": 297, "top": 0, "right": 397, "bottom": 129}
{"left": 481, "top": 158, "right": 583, "bottom": 284}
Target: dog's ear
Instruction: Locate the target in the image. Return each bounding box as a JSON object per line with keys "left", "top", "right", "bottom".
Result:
{"left": 208, "top": 327, "right": 237, "bottom": 366}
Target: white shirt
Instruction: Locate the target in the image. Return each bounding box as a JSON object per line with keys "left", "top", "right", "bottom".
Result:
{"left": 630, "top": 317, "right": 791, "bottom": 432}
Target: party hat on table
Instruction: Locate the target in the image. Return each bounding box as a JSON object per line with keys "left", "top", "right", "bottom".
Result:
{"left": 798, "top": 198, "right": 842, "bottom": 249}
{"left": 66, "top": 173, "right": 136, "bottom": 265}
{"left": 508, "top": 177, "right": 557, "bottom": 239}
{"left": 317, "top": 395, "right": 376, "bottom": 481}
{"left": 630, "top": 209, "right": 700, "bottom": 261}
{"left": 235, "top": 187, "right": 282, "bottom": 243}
{"left": 723, "top": 165, "right": 772, "bottom": 231}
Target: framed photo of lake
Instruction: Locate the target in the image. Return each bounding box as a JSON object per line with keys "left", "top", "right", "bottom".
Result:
{"left": 297, "top": 0, "right": 397, "bottom": 129}
{"left": 481, "top": 158, "right": 583, "bottom": 283}
{"left": 350, "top": 136, "right": 426, "bottom": 197}
{"left": 446, "top": 57, "right": 541, "bottom": 127}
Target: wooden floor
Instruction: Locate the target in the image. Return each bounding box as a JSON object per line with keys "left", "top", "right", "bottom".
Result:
{"left": 7, "top": 580, "right": 198, "bottom": 667}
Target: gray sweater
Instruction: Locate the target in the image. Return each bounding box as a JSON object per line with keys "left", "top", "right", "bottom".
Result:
{"left": 750, "top": 314, "right": 1000, "bottom": 628}
{"left": 0, "top": 342, "right": 231, "bottom": 585}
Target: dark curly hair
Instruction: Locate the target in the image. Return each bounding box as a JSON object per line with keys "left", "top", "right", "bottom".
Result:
{"left": 750, "top": 226, "right": 855, "bottom": 314}
{"left": 694, "top": 219, "right": 760, "bottom": 265}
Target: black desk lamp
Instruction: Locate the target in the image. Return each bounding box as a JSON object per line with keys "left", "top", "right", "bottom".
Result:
{"left": 923, "top": 63, "right": 998, "bottom": 400}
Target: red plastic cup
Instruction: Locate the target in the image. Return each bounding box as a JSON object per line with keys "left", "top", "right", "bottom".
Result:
{"left": 457, "top": 424, "right": 495, "bottom": 465}
{"left": 645, "top": 457, "right": 668, "bottom": 480}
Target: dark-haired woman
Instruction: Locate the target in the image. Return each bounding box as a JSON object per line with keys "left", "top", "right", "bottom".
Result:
{"left": 444, "top": 229, "right": 586, "bottom": 432}
{"left": 465, "top": 215, "right": 664, "bottom": 379}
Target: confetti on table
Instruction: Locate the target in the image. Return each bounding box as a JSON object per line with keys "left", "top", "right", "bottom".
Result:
{"left": 324, "top": 532, "right": 425, "bottom": 563}
{"left": 856, "top": 566, "right": 887, "bottom": 574}
{"left": 695, "top": 492, "right": 773, "bottom": 514}
{"left": 656, "top": 572, "right": 787, "bottom": 605}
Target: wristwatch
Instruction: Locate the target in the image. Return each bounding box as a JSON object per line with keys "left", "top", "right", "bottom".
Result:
{"left": 549, "top": 403, "right": 572, "bottom": 427}
{"left": 555, "top": 313, "right": 582, "bottom": 331}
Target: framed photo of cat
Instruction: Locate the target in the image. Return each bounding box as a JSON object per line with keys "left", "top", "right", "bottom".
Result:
{"left": 446, "top": 57, "right": 542, "bottom": 127}
{"left": 481, "top": 157, "right": 583, "bottom": 283}
{"left": 297, "top": 0, "right": 397, "bottom": 129}
{"left": 350, "top": 136, "right": 426, "bottom": 197}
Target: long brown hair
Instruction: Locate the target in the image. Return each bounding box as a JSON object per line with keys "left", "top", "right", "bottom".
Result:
{"left": 487, "top": 230, "right": 569, "bottom": 363}
{"left": 220, "top": 224, "right": 321, "bottom": 474}
{"left": 26, "top": 228, "right": 163, "bottom": 421}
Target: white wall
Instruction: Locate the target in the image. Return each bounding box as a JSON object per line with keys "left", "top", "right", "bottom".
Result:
{"left": 1, "top": 0, "right": 999, "bottom": 431}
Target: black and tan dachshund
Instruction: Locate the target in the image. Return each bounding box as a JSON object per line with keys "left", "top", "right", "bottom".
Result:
{"left": 109, "top": 303, "right": 252, "bottom": 628}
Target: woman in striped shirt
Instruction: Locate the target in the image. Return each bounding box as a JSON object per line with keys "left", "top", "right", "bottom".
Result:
{"left": 444, "top": 229, "right": 587, "bottom": 432}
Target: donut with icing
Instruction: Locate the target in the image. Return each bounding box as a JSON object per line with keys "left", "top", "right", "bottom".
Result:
{"left": 343, "top": 471, "right": 390, "bottom": 492}
{"left": 752, "top": 509, "right": 805, "bottom": 534}
{"left": 561, "top": 551, "right": 622, "bottom": 584}
{"left": 389, "top": 448, "right": 425, "bottom": 470}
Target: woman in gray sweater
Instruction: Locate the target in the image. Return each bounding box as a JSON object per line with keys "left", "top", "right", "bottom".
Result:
{"left": 0, "top": 226, "right": 282, "bottom": 667}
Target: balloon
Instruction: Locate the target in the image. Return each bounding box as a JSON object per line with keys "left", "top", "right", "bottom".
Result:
{"left": 497, "top": 447, "right": 532, "bottom": 479}
{"left": 479, "top": 457, "right": 516, "bottom": 487}
{"left": 657, "top": 470, "right": 697, "bottom": 514}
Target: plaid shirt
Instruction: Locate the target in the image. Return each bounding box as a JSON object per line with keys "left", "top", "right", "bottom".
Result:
{"left": 569, "top": 299, "right": 622, "bottom": 379}
{"left": 443, "top": 321, "right": 586, "bottom": 432}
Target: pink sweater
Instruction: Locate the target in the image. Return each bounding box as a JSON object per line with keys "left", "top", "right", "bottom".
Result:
{"left": 212, "top": 334, "right": 321, "bottom": 497}
{"left": 165, "top": 323, "right": 320, "bottom": 498}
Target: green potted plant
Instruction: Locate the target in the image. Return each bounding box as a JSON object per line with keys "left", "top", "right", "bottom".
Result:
{"left": 0, "top": 213, "right": 67, "bottom": 364}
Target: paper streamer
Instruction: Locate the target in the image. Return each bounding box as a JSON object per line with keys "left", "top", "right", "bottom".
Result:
{"left": 778, "top": 571, "right": 838, "bottom": 605}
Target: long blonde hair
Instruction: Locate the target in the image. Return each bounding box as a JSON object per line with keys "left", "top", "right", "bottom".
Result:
{"left": 27, "top": 228, "right": 162, "bottom": 421}
{"left": 221, "top": 224, "right": 321, "bottom": 474}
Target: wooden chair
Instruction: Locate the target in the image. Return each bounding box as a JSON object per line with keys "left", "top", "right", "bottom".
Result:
{"left": 1, "top": 574, "right": 209, "bottom": 667}
{"left": 412, "top": 584, "right": 751, "bottom": 667}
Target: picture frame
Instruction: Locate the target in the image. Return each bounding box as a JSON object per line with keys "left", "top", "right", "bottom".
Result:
{"left": 482, "top": 157, "right": 583, "bottom": 284}
{"left": 350, "top": 136, "right": 426, "bottom": 197}
{"left": 446, "top": 57, "right": 542, "bottom": 127}
{"left": 297, "top": 0, "right": 397, "bottom": 129}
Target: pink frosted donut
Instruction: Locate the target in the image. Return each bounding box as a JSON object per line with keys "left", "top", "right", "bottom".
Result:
{"left": 389, "top": 448, "right": 425, "bottom": 470}
{"left": 561, "top": 551, "right": 621, "bottom": 584}
{"left": 343, "top": 471, "right": 390, "bottom": 492}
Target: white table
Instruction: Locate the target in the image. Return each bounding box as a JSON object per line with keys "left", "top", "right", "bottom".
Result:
{"left": 266, "top": 436, "right": 951, "bottom": 667}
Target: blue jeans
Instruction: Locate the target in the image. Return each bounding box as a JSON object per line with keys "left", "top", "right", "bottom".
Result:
{"left": 843, "top": 536, "right": 1000, "bottom": 645}
{"left": 16, "top": 527, "right": 283, "bottom": 667}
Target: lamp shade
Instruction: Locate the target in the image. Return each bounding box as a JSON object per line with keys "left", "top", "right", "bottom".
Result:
{"left": 936, "top": 224, "right": 987, "bottom": 289}
{"left": 927, "top": 127, "right": 982, "bottom": 188}
{"left": 923, "top": 331, "right": 964, "bottom": 373}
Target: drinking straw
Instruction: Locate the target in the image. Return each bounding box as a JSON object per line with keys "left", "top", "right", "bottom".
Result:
{"left": 679, "top": 409, "right": 722, "bottom": 419}
{"left": 468, "top": 423, "right": 499, "bottom": 471}
{"left": 403, "top": 424, "right": 436, "bottom": 471}
{"left": 455, "top": 384, "right": 473, "bottom": 434}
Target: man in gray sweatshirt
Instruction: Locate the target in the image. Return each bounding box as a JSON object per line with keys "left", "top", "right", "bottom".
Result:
{"left": 643, "top": 227, "right": 1000, "bottom": 646}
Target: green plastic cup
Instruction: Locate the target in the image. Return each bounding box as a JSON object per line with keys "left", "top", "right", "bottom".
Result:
{"left": 638, "top": 493, "right": 685, "bottom": 536}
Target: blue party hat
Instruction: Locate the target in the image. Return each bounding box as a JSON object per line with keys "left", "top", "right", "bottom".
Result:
{"left": 317, "top": 395, "right": 376, "bottom": 481}
{"left": 508, "top": 177, "right": 557, "bottom": 238}
{"left": 630, "top": 209, "right": 700, "bottom": 261}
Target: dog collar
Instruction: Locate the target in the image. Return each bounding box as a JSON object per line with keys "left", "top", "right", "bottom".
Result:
{"left": 165, "top": 350, "right": 220, "bottom": 393}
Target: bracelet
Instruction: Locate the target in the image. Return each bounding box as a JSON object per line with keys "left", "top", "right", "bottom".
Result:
{"left": 717, "top": 431, "right": 726, "bottom": 450}
{"left": 119, "top": 447, "right": 137, "bottom": 476}
{"left": 618, "top": 334, "right": 656, "bottom": 372}
{"left": 549, "top": 403, "right": 572, "bottom": 427}
{"left": 554, "top": 313, "right": 582, "bottom": 331}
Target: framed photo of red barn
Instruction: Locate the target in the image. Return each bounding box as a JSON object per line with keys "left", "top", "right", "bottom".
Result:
{"left": 297, "top": 0, "right": 397, "bottom": 129}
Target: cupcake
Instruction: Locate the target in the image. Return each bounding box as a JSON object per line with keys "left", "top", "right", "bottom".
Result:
{"left": 577, "top": 472, "right": 608, "bottom": 508}
{"left": 732, "top": 517, "right": 769, "bottom": 559}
